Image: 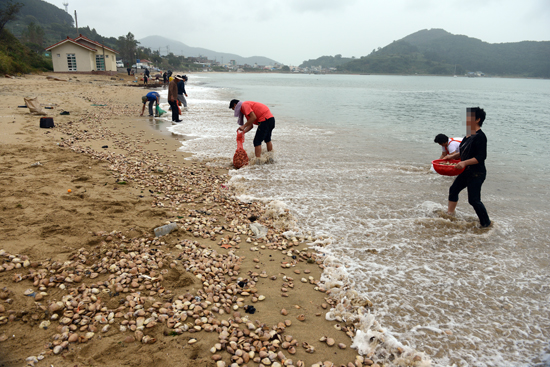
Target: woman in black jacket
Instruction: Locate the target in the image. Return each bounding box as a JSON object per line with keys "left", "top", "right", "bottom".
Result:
{"left": 445, "top": 107, "right": 491, "bottom": 228}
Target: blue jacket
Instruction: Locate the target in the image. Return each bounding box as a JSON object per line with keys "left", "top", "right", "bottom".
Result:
{"left": 146, "top": 92, "right": 159, "bottom": 101}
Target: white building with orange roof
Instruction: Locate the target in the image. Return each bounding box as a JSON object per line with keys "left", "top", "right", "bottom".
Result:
{"left": 45, "top": 35, "right": 119, "bottom": 75}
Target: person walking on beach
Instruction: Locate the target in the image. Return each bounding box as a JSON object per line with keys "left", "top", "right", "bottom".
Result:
{"left": 445, "top": 107, "right": 491, "bottom": 228}
{"left": 177, "top": 75, "right": 188, "bottom": 109}
{"left": 168, "top": 75, "right": 182, "bottom": 122}
{"left": 229, "top": 99, "right": 275, "bottom": 163}
{"left": 143, "top": 68, "right": 150, "bottom": 85}
{"left": 435, "top": 134, "right": 462, "bottom": 159}
{"left": 162, "top": 71, "right": 168, "bottom": 86}
{"left": 140, "top": 91, "right": 160, "bottom": 117}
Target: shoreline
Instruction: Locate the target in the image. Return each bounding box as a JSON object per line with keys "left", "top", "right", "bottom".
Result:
{"left": 0, "top": 72, "right": 426, "bottom": 367}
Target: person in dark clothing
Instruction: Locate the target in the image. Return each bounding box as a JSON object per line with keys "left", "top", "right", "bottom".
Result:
{"left": 168, "top": 75, "right": 182, "bottom": 122}
{"left": 162, "top": 72, "right": 168, "bottom": 85}
{"left": 127, "top": 67, "right": 131, "bottom": 76}
{"left": 445, "top": 107, "right": 491, "bottom": 228}
{"left": 177, "top": 75, "right": 188, "bottom": 108}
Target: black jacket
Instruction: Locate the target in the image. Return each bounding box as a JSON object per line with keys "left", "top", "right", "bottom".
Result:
{"left": 459, "top": 129, "right": 487, "bottom": 174}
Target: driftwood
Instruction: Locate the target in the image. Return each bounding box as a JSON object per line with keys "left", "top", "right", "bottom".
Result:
{"left": 46, "top": 76, "right": 68, "bottom": 81}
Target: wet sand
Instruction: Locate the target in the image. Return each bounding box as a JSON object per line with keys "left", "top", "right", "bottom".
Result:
{"left": 0, "top": 73, "right": 389, "bottom": 367}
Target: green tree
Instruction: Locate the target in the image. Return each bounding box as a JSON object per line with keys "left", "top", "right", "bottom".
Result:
{"left": 22, "top": 21, "right": 44, "bottom": 46}
{"left": 281, "top": 65, "right": 290, "bottom": 72}
{"left": 116, "top": 32, "right": 139, "bottom": 64}
{"left": 0, "top": 0, "right": 24, "bottom": 34}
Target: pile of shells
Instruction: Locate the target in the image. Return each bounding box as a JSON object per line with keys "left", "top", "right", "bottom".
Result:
{"left": 0, "top": 96, "right": 427, "bottom": 367}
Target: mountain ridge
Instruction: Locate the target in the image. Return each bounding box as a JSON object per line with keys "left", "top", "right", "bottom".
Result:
{"left": 138, "top": 35, "right": 279, "bottom": 66}
{"left": 301, "top": 29, "right": 550, "bottom": 78}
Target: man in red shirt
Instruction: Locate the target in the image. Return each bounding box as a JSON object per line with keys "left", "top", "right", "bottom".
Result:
{"left": 229, "top": 99, "right": 275, "bottom": 161}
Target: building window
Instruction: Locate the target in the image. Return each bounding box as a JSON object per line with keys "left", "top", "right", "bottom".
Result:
{"left": 95, "top": 55, "right": 105, "bottom": 71}
{"left": 105, "top": 55, "right": 109, "bottom": 58}
{"left": 67, "top": 54, "right": 77, "bottom": 71}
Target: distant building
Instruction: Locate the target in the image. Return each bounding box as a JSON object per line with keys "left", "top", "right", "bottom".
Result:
{"left": 45, "top": 34, "right": 119, "bottom": 75}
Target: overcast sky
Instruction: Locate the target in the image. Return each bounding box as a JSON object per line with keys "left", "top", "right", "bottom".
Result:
{"left": 64, "top": 0, "right": 549, "bottom": 65}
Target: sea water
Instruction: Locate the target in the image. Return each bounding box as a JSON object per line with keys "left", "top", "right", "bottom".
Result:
{"left": 165, "top": 74, "right": 550, "bottom": 367}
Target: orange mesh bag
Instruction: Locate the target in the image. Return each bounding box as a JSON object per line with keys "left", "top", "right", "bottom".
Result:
{"left": 233, "top": 131, "right": 249, "bottom": 169}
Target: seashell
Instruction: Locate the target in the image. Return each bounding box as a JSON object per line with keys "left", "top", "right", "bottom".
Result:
{"left": 53, "top": 345, "right": 63, "bottom": 354}
{"left": 338, "top": 343, "right": 346, "bottom": 349}
{"left": 296, "top": 314, "right": 305, "bottom": 322}
{"left": 326, "top": 338, "right": 335, "bottom": 346}
{"left": 142, "top": 335, "right": 156, "bottom": 344}
{"left": 68, "top": 333, "right": 79, "bottom": 343}
{"left": 280, "top": 308, "right": 288, "bottom": 316}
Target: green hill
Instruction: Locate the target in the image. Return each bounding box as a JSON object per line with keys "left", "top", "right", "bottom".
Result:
{"left": 0, "top": 28, "right": 51, "bottom": 74}
{"left": 2, "top": 0, "right": 118, "bottom": 52}
{"left": 338, "top": 29, "right": 550, "bottom": 78}
{"left": 299, "top": 54, "right": 354, "bottom": 69}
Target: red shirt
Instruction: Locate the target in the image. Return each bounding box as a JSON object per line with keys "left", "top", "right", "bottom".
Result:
{"left": 241, "top": 101, "right": 273, "bottom": 125}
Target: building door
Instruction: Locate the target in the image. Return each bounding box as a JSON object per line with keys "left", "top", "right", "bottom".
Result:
{"left": 67, "top": 54, "right": 77, "bottom": 71}
{"left": 95, "top": 55, "right": 105, "bottom": 71}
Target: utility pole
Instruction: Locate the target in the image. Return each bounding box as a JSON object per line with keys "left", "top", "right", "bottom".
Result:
{"left": 74, "top": 10, "right": 78, "bottom": 36}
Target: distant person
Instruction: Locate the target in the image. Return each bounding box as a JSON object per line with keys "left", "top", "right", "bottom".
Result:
{"left": 143, "top": 72, "right": 148, "bottom": 85}
{"left": 229, "top": 99, "right": 275, "bottom": 163}
{"left": 445, "top": 107, "right": 491, "bottom": 228}
{"left": 140, "top": 91, "right": 160, "bottom": 117}
{"left": 126, "top": 67, "right": 131, "bottom": 76}
{"left": 163, "top": 72, "right": 168, "bottom": 85}
{"left": 434, "top": 134, "right": 462, "bottom": 159}
{"left": 168, "top": 75, "right": 182, "bottom": 122}
{"left": 177, "top": 75, "right": 188, "bottom": 108}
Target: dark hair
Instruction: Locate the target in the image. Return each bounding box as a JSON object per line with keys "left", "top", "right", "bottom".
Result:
{"left": 467, "top": 107, "right": 486, "bottom": 127}
{"left": 229, "top": 99, "right": 240, "bottom": 109}
{"left": 434, "top": 134, "right": 448, "bottom": 144}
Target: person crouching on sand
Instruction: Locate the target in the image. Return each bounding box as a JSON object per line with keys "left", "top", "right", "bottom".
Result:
{"left": 229, "top": 99, "right": 275, "bottom": 164}
{"left": 140, "top": 91, "right": 160, "bottom": 117}
{"left": 445, "top": 107, "right": 491, "bottom": 228}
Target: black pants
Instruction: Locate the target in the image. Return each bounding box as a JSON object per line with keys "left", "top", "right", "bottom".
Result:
{"left": 168, "top": 100, "right": 179, "bottom": 121}
{"left": 449, "top": 171, "right": 491, "bottom": 226}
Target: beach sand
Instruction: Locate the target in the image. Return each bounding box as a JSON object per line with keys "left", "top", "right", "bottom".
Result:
{"left": 0, "top": 73, "right": 379, "bottom": 367}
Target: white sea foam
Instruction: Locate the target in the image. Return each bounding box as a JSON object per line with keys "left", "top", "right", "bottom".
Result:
{"left": 167, "top": 74, "right": 550, "bottom": 367}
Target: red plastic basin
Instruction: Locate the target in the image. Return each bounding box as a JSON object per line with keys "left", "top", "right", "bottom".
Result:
{"left": 432, "top": 159, "right": 465, "bottom": 176}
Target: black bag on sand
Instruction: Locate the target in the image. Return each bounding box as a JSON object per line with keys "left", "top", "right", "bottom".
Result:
{"left": 40, "top": 117, "right": 54, "bottom": 128}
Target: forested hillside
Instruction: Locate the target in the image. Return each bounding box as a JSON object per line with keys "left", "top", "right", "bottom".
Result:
{"left": 299, "top": 54, "right": 354, "bottom": 69}
{"left": 338, "top": 29, "right": 550, "bottom": 78}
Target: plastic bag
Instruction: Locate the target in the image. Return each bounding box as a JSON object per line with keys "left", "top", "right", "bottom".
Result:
{"left": 249, "top": 223, "right": 268, "bottom": 238}
{"left": 155, "top": 104, "right": 167, "bottom": 117}
{"left": 233, "top": 131, "right": 249, "bottom": 169}
{"left": 24, "top": 97, "right": 46, "bottom": 115}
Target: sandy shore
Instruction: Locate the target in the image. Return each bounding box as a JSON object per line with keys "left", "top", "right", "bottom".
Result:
{"left": 0, "top": 73, "right": 387, "bottom": 367}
